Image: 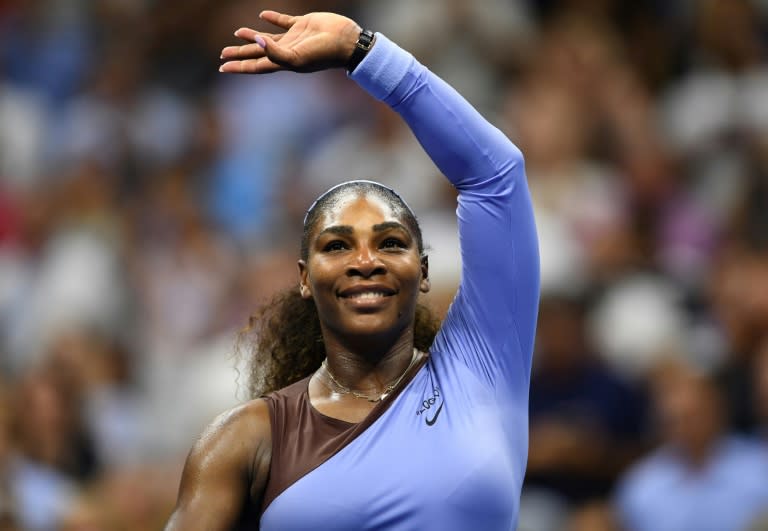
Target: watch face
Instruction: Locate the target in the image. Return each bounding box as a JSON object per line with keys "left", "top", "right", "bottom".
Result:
{"left": 359, "top": 30, "right": 374, "bottom": 50}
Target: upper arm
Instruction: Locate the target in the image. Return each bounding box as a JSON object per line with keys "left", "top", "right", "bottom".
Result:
{"left": 452, "top": 164, "right": 539, "bottom": 383}
{"left": 165, "top": 399, "right": 271, "bottom": 531}
{"left": 431, "top": 176, "right": 539, "bottom": 391}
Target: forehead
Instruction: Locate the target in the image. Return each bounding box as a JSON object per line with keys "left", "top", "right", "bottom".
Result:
{"left": 314, "top": 192, "right": 404, "bottom": 232}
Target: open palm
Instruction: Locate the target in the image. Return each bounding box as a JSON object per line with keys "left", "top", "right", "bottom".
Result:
{"left": 220, "top": 10, "right": 362, "bottom": 74}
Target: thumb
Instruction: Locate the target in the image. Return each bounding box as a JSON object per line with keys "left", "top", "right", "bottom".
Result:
{"left": 259, "top": 35, "right": 299, "bottom": 68}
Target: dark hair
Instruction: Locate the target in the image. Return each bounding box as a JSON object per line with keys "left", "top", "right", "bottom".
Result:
{"left": 301, "top": 180, "right": 424, "bottom": 260}
{"left": 239, "top": 181, "right": 440, "bottom": 398}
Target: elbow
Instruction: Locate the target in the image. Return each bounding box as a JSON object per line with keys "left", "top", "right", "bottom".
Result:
{"left": 510, "top": 143, "right": 524, "bottom": 166}
{"left": 507, "top": 144, "right": 525, "bottom": 174}
{"left": 494, "top": 141, "right": 525, "bottom": 183}
{"left": 486, "top": 126, "right": 524, "bottom": 178}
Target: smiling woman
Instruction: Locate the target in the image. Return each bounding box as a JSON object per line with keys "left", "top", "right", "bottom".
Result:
{"left": 300, "top": 187, "right": 430, "bottom": 348}
{"left": 244, "top": 180, "right": 440, "bottom": 403}
{"left": 165, "top": 9, "right": 539, "bottom": 531}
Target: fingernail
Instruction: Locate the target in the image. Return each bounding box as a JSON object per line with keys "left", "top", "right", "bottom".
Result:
{"left": 254, "top": 35, "right": 266, "bottom": 48}
{"left": 218, "top": 65, "right": 224, "bottom": 72}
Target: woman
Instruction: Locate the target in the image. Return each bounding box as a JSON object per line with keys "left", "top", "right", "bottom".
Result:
{"left": 166, "top": 9, "right": 539, "bottom": 530}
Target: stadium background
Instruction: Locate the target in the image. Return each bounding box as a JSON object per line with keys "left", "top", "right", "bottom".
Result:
{"left": 1, "top": 0, "right": 767, "bottom": 529}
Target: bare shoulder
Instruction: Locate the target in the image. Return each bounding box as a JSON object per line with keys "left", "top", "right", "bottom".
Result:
{"left": 187, "top": 398, "right": 272, "bottom": 481}
{"left": 165, "top": 398, "right": 272, "bottom": 530}
{"left": 198, "top": 397, "right": 272, "bottom": 449}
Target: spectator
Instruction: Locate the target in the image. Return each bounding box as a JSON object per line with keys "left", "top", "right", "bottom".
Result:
{"left": 615, "top": 359, "right": 768, "bottom": 531}
{"left": 526, "top": 294, "right": 647, "bottom": 506}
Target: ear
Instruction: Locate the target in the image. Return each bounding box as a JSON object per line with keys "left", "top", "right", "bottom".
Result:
{"left": 297, "top": 260, "right": 312, "bottom": 299}
{"left": 419, "top": 255, "right": 431, "bottom": 293}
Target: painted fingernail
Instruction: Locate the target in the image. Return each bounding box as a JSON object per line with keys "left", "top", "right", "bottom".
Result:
{"left": 254, "top": 35, "right": 266, "bottom": 48}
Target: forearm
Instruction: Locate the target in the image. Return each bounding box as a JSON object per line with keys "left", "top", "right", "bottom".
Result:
{"left": 350, "top": 33, "right": 522, "bottom": 190}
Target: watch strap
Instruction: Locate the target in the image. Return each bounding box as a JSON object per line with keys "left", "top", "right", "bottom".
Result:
{"left": 346, "top": 29, "right": 375, "bottom": 73}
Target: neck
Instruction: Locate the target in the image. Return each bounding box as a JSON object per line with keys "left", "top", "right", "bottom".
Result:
{"left": 322, "top": 334, "right": 417, "bottom": 394}
{"left": 675, "top": 435, "right": 721, "bottom": 471}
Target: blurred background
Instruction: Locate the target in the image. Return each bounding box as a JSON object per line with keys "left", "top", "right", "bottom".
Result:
{"left": 1, "top": 0, "right": 768, "bottom": 529}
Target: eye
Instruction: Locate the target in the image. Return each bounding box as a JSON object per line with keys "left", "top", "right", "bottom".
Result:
{"left": 381, "top": 238, "right": 407, "bottom": 250}
{"left": 323, "top": 240, "right": 347, "bottom": 252}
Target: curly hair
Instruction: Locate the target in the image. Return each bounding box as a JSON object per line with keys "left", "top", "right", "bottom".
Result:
{"left": 238, "top": 180, "right": 442, "bottom": 398}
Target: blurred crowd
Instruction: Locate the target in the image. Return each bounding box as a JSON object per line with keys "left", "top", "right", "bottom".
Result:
{"left": 1, "top": 0, "right": 768, "bottom": 529}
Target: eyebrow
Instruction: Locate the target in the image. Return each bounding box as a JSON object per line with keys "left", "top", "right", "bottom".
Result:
{"left": 318, "top": 225, "right": 353, "bottom": 237}
{"left": 373, "top": 221, "right": 408, "bottom": 233}
{"left": 317, "top": 221, "right": 409, "bottom": 238}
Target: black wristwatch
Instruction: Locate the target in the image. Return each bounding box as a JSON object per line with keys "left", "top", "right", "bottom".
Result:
{"left": 346, "top": 29, "right": 375, "bottom": 73}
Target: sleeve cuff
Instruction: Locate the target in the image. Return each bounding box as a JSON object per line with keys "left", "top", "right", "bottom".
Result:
{"left": 349, "top": 33, "right": 415, "bottom": 104}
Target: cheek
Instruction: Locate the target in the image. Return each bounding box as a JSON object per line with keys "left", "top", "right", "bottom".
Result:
{"left": 395, "top": 261, "right": 427, "bottom": 291}
{"left": 304, "top": 260, "right": 340, "bottom": 295}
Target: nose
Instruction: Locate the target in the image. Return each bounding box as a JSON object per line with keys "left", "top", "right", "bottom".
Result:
{"left": 347, "top": 245, "right": 386, "bottom": 278}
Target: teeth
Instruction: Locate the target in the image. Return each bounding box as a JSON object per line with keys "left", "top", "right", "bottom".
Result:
{"left": 347, "top": 291, "right": 387, "bottom": 299}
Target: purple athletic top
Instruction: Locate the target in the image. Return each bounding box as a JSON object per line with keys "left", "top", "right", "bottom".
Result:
{"left": 260, "top": 33, "right": 539, "bottom": 531}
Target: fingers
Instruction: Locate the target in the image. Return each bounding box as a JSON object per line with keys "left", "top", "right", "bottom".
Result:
{"left": 233, "top": 27, "right": 283, "bottom": 44}
{"left": 219, "top": 57, "right": 284, "bottom": 75}
{"left": 254, "top": 36, "right": 298, "bottom": 69}
{"left": 220, "top": 42, "right": 266, "bottom": 61}
{"left": 221, "top": 28, "right": 282, "bottom": 61}
{"left": 259, "top": 10, "right": 297, "bottom": 29}
{"left": 219, "top": 34, "right": 291, "bottom": 74}
{"left": 218, "top": 13, "right": 299, "bottom": 74}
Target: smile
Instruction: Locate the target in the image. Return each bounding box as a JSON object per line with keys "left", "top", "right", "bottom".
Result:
{"left": 338, "top": 285, "right": 397, "bottom": 299}
{"left": 341, "top": 291, "right": 391, "bottom": 300}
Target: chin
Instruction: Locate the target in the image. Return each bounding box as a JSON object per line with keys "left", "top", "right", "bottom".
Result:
{"left": 343, "top": 316, "right": 399, "bottom": 336}
{"left": 334, "top": 312, "right": 411, "bottom": 341}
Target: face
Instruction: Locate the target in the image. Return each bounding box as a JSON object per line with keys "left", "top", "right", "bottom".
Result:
{"left": 298, "top": 193, "right": 430, "bottom": 344}
{"left": 654, "top": 367, "right": 723, "bottom": 453}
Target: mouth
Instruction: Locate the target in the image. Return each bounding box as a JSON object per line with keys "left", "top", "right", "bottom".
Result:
{"left": 338, "top": 285, "right": 397, "bottom": 301}
{"left": 341, "top": 291, "right": 392, "bottom": 302}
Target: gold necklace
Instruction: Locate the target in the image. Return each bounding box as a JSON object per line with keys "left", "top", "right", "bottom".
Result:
{"left": 321, "top": 349, "right": 420, "bottom": 402}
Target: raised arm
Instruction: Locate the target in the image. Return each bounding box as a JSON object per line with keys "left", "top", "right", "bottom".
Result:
{"left": 165, "top": 400, "right": 271, "bottom": 530}
{"left": 220, "top": 11, "right": 540, "bottom": 389}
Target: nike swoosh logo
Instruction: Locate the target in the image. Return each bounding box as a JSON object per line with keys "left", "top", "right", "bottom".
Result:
{"left": 425, "top": 401, "right": 444, "bottom": 426}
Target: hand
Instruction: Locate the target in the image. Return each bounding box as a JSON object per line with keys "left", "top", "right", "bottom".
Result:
{"left": 219, "top": 10, "right": 362, "bottom": 74}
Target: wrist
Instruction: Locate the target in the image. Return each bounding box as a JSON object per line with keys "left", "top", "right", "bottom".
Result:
{"left": 345, "top": 27, "right": 375, "bottom": 73}
{"left": 339, "top": 21, "right": 362, "bottom": 63}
